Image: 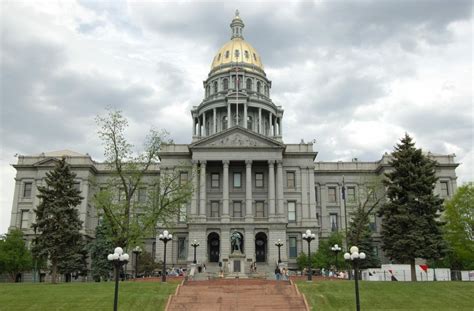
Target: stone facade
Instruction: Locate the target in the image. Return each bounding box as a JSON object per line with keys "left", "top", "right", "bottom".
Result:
{"left": 8, "top": 12, "right": 459, "bottom": 273}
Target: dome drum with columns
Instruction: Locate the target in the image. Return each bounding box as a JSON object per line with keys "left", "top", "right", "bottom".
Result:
{"left": 192, "top": 11, "right": 284, "bottom": 142}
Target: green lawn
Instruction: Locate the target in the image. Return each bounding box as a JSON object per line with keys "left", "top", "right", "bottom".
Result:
{"left": 0, "top": 281, "right": 179, "bottom": 311}
{"left": 297, "top": 280, "right": 474, "bottom": 311}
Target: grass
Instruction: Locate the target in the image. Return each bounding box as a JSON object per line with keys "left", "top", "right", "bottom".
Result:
{"left": 297, "top": 279, "right": 474, "bottom": 311}
{"left": 0, "top": 280, "right": 179, "bottom": 311}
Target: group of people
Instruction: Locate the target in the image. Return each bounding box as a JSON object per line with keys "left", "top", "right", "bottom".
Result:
{"left": 250, "top": 261, "right": 257, "bottom": 273}
{"left": 274, "top": 266, "right": 289, "bottom": 280}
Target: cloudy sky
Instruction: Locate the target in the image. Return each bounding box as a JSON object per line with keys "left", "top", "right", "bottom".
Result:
{"left": 1, "top": 0, "right": 472, "bottom": 234}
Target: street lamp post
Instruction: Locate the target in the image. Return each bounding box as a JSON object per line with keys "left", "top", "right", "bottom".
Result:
{"left": 132, "top": 246, "right": 142, "bottom": 279}
{"left": 302, "top": 229, "right": 316, "bottom": 282}
{"left": 275, "top": 239, "right": 284, "bottom": 264}
{"left": 159, "top": 230, "right": 173, "bottom": 283}
{"left": 107, "top": 247, "right": 129, "bottom": 311}
{"left": 344, "top": 246, "right": 366, "bottom": 311}
{"left": 191, "top": 240, "right": 200, "bottom": 264}
{"left": 331, "top": 244, "right": 342, "bottom": 272}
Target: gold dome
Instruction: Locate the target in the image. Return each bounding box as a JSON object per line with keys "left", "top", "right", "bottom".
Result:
{"left": 211, "top": 38, "right": 264, "bottom": 72}
{"left": 210, "top": 11, "right": 264, "bottom": 74}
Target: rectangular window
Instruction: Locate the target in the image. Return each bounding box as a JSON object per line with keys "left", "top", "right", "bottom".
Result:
{"left": 440, "top": 181, "right": 449, "bottom": 197}
{"left": 73, "top": 182, "right": 81, "bottom": 192}
{"left": 152, "top": 242, "right": 156, "bottom": 259}
{"left": 255, "top": 172, "right": 264, "bottom": 188}
{"left": 23, "top": 182, "right": 32, "bottom": 198}
{"left": 180, "top": 172, "right": 188, "bottom": 185}
{"left": 369, "top": 214, "right": 376, "bottom": 232}
{"left": 255, "top": 201, "right": 265, "bottom": 217}
{"left": 20, "top": 210, "right": 29, "bottom": 229}
{"left": 178, "top": 237, "right": 187, "bottom": 260}
{"left": 315, "top": 187, "right": 318, "bottom": 203}
{"left": 287, "top": 172, "right": 295, "bottom": 189}
{"left": 330, "top": 213, "right": 338, "bottom": 232}
{"left": 289, "top": 237, "right": 297, "bottom": 258}
{"left": 288, "top": 201, "right": 296, "bottom": 222}
{"left": 211, "top": 173, "right": 220, "bottom": 188}
{"left": 328, "top": 187, "right": 337, "bottom": 203}
{"left": 211, "top": 201, "right": 220, "bottom": 218}
{"left": 233, "top": 201, "right": 242, "bottom": 218}
{"left": 233, "top": 172, "right": 241, "bottom": 188}
{"left": 118, "top": 188, "right": 125, "bottom": 202}
{"left": 347, "top": 187, "right": 356, "bottom": 203}
{"left": 178, "top": 204, "right": 187, "bottom": 223}
{"left": 137, "top": 188, "right": 147, "bottom": 202}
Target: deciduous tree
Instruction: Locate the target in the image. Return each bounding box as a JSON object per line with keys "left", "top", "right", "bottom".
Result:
{"left": 0, "top": 229, "right": 32, "bottom": 282}
{"left": 443, "top": 183, "right": 474, "bottom": 270}
{"left": 94, "top": 108, "right": 193, "bottom": 250}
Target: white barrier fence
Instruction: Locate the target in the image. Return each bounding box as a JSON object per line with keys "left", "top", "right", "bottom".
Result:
{"left": 360, "top": 265, "right": 474, "bottom": 282}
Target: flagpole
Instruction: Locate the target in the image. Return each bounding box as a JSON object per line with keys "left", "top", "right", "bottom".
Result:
{"left": 342, "top": 175, "right": 351, "bottom": 280}
{"left": 236, "top": 60, "right": 239, "bottom": 126}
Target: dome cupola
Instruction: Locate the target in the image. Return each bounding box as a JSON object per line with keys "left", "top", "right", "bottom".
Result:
{"left": 191, "top": 11, "right": 284, "bottom": 142}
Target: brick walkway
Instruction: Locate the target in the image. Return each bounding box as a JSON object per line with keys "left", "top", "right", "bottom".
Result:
{"left": 165, "top": 279, "right": 309, "bottom": 311}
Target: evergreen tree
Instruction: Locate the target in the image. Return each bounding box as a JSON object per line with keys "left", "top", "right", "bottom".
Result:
{"left": 379, "top": 134, "right": 446, "bottom": 281}
{"left": 32, "top": 158, "right": 85, "bottom": 284}
{"left": 347, "top": 209, "right": 381, "bottom": 269}
{"left": 89, "top": 220, "right": 114, "bottom": 281}
{"left": 313, "top": 232, "right": 346, "bottom": 270}
{"left": 0, "top": 229, "right": 33, "bottom": 282}
{"left": 443, "top": 183, "right": 474, "bottom": 270}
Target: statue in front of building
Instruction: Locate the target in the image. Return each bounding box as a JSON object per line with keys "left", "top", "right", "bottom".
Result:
{"left": 231, "top": 231, "right": 242, "bottom": 253}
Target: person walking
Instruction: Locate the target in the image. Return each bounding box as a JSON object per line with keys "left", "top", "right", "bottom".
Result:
{"left": 275, "top": 266, "right": 281, "bottom": 280}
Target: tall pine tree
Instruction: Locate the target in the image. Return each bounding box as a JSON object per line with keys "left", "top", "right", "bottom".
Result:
{"left": 379, "top": 134, "right": 446, "bottom": 281}
{"left": 89, "top": 220, "right": 114, "bottom": 281}
{"left": 32, "top": 158, "right": 86, "bottom": 283}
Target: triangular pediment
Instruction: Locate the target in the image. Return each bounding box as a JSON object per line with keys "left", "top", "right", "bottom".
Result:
{"left": 190, "top": 126, "right": 285, "bottom": 149}
{"left": 33, "top": 157, "right": 61, "bottom": 167}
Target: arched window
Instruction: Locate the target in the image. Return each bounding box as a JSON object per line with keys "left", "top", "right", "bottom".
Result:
{"left": 222, "top": 116, "right": 228, "bottom": 130}
{"left": 257, "top": 81, "right": 261, "bottom": 93}
{"left": 225, "top": 51, "right": 230, "bottom": 58}
{"left": 217, "top": 53, "right": 221, "bottom": 61}
{"left": 206, "top": 85, "right": 210, "bottom": 97}
{"left": 244, "top": 50, "right": 249, "bottom": 59}
{"left": 247, "top": 116, "right": 253, "bottom": 130}
{"left": 246, "top": 79, "right": 252, "bottom": 91}
{"left": 234, "top": 49, "right": 240, "bottom": 58}
{"left": 223, "top": 78, "right": 229, "bottom": 90}
{"left": 264, "top": 85, "right": 268, "bottom": 96}
{"left": 213, "top": 81, "right": 218, "bottom": 93}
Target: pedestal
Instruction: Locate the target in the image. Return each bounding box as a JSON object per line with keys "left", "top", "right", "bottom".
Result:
{"left": 228, "top": 251, "right": 247, "bottom": 278}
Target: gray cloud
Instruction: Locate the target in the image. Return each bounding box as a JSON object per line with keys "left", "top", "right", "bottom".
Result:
{"left": 0, "top": 1, "right": 472, "bottom": 234}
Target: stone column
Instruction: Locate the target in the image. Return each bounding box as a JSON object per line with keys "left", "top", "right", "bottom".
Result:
{"left": 198, "top": 116, "right": 201, "bottom": 137}
{"left": 244, "top": 230, "right": 255, "bottom": 261}
{"left": 301, "top": 167, "right": 309, "bottom": 220}
{"left": 222, "top": 160, "right": 230, "bottom": 222}
{"left": 245, "top": 160, "right": 253, "bottom": 221}
{"left": 258, "top": 108, "right": 262, "bottom": 134}
{"left": 193, "top": 118, "right": 196, "bottom": 136}
{"left": 244, "top": 103, "right": 248, "bottom": 129}
{"left": 190, "top": 160, "right": 199, "bottom": 215}
{"left": 199, "top": 161, "right": 207, "bottom": 217}
{"left": 279, "top": 117, "right": 282, "bottom": 136}
{"left": 308, "top": 166, "right": 316, "bottom": 219}
{"left": 203, "top": 111, "right": 206, "bottom": 136}
{"left": 227, "top": 104, "right": 231, "bottom": 129}
{"left": 268, "top": 160, "right": 276, "bottom": 217}
{"left": 269, "top": 113, "right": 272, "bottom": 136}
{"left": 213, "top": 108, "right": 217, "bottom": 134}
{"left": 9, "top": 179, "right": 21, "bottom": 229}
{"left": 276, "top": 160, "right": 284, "bottom": 216}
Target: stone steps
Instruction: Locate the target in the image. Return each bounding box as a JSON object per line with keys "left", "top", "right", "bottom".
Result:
{"left": 166, "top": 279, "right": 309, "bottom": 311}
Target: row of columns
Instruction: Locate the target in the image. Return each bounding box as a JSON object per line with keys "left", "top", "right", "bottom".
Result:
{"left": 190, "top": 160, "right": 285, "bottom": 219}
{"left": 193, "top": 108, "right": 283, "bottom": 137}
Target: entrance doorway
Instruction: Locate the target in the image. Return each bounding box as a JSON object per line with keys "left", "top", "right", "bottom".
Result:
{"left": 255, "top": 232, "right": 267, "bottom": 263}
{"left": 208, "top": 232, "right": 220, "bottom": 262}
